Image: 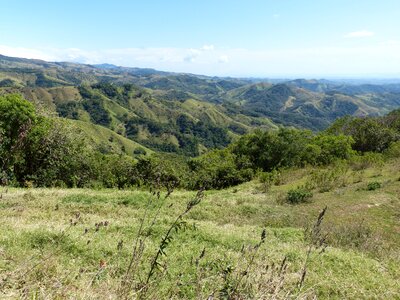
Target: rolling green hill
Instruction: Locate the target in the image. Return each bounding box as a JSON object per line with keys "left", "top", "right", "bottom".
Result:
{"left": 1, "top": 54, "right": 400, "bottom": 155}
{"left": 69, "top": 119, "right": 152, "bottom": 157}
{"left": 225, "top": 82, "right": 394, "bottom": 129}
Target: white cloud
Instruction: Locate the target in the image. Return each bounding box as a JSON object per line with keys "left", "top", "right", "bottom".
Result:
{"left": 381, "top": 40, "right": 400, "bottom": 46}
{"left": 0, "top": 45, "right": 54, "bottom": 61}
{"left": 272, "top": 13, "right": 280, "bottom": 19}
{"left": 201, "top": 44, "right": 215, "bottom": 51}
{"left": 184, "top": 48, "right": 201, "bottom": 62}
{"left": 344, "top": 30, "right": 375, "bottom": 38}
{"left": 183, "top": 45, "right": 216, "bottom": 63}
{"left": 218, "top": 55, "right": 229, "bottom": 63}
{"left": 1, "top": 43, "right": 400, "bottom": 77}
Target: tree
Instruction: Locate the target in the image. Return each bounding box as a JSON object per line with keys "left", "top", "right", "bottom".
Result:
{"left": 0, "top": 94, "right": 37, "bottom": 184}
{"left": 16, "top": 118, "right": 97, "bottom": 187}
{"left": 233, "top": 128, "right": 313, "bottom": 171}
{"left": 188, "top": 149, "right": 253, "bottom": 189}
{"left": 100, "top": 154, "right": 136, "bottom": 189}
{"left": 327, "top": 117, "right": 399, "bottom": 152}
{"left": 312, "top": 134, "right": 355, "bottom": 165}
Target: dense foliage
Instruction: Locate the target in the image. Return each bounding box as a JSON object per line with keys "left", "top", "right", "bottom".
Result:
{"left": 0, "top": 94, "right": 37, "bottom": 184}
{"left": 232, "top": 128, "right": 355, "bottom": 171}
{"left": 327, "top": 112, "right": 400, "bottom": 152}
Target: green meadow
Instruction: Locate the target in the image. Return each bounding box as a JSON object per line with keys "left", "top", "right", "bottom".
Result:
{"left": 1, "top": 159, "right": 399, "bottom": 299}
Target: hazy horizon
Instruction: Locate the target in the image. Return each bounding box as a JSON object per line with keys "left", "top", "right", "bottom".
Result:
{"left": 2, "top": 0, "right": 400, "bottom": 78}
{"left": 4, "top": 53, "right": 400, "bottom": 82}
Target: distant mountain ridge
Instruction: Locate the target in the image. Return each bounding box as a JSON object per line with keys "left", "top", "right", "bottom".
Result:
{"left": 1, "top": 54, "right": 400, "bottom": 155}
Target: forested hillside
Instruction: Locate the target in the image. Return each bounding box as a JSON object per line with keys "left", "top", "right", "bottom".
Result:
{"left": 1, "top": 54, "right": 400, "bottom": 156}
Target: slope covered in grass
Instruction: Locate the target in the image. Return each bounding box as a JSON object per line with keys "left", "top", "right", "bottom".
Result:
{"left": 70, "top": 119, "right": 152, "bottom": 157}
{"left": 0, "top": 159, "right": 399, "bottom": 299}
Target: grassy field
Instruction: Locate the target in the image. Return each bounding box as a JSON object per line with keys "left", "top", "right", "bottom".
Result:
{"left": 0, "top": 159, "right": 399, "bottom": 299}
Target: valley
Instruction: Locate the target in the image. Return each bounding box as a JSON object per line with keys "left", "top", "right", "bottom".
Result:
{"left": 2, "top": 54, "right": 400, "bottom": 156}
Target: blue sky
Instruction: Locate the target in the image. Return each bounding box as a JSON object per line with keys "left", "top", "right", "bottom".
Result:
{"left": 1, "top": 0, "right": 400, "bottom": 77}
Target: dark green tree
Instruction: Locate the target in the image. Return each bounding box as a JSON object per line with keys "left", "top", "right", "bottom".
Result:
{"left": 0, "top": 94, "right": 37, "bottom": 183}
{"left": 327, "top": 116, "right": 398, "bottom": 152}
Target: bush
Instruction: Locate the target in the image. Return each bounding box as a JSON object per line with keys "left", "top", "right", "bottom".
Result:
{"left": 233, "top": 128, "right": 356, "bottom": 172}
{"left": 306, "top": 163, "right": 349, "bottom": 192}
{"left": 348, "top": 152, "right": 384, "bottom": 171}
{"left": 14, "top": 118, "right": 97, "bottom": 187}
{"left": 0, "top": 94, "right": 37, "bottom": 183}
{"left": 233, "top": 128, "right": 313, "bottom": 171}
{"left": 286, "top": 187, "right": 313, "bottom": 204}
{"left": 327, "top": 116, "right": 399, "bottom": 153}
{"left": 99, "top": 154, "right": 137, "bottom": 189}
{"left": 384, "top": 141, "right": 400, "bottom": 159}
{"left": 134, "top": 154, "right": 189, "bottom": 189}
{"left": 133, "top": 147, "right": 147, "bottom": 156}
{"left": 188, "top": 149, "right": 254, "bottom": 190}
{"left": 312, "top": 134, "right": 355, "bottom": 165}
{"left": 366, "top": 181, "right": 381, "bottom": 191}
{"left": 258, "top": 170, "right": 281, "bottom": 193}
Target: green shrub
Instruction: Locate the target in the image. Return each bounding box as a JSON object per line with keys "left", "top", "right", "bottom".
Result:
{"left": 327, "top": 116, "right": 399, "bottom": 153}
{"left": 349, "top": 152, "right": 384, "bottom": 171}
{"left": 306, "top": 163, "right": 349, "bottom": 192}
{"left": 134, "top": 154, "right": 190, "bottom": 189}
{"left": 99, "top": 154, "right": 137, "bottom": 189}
{"left": 233, "top": 128, "right": 356, "bottom": 173}
{"left": 233, "top": 128, "right": 314, "bottom": 171}
{"left": 258, "top": 169, "right": 281, "bottom": 192}
{"left": 312, "top": 134, "right": 355, "bottom": 165}
{"left": 366, "top": 181, "right": 381, "bottom": 191}
{"left": 16, "top": 118, "right": 98, "bottom": 187}
{"left": 133, "top": 147, "right": 147, "bottom": 156}
{"left": 188, "top": 149, "right": 254, "bottom": 190}
{"left": 0, "top": 94, "right": 37, "bottom": 183}
{"left": 384, "top": 141, "right": 400, "bottom": 158}
{"left": 286, "top": 187, "right": 313, "bottom": 204}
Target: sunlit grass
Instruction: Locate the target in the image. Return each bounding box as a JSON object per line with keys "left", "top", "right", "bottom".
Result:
{"left": 0, "top": 160, "right": 399, "bottom": 298}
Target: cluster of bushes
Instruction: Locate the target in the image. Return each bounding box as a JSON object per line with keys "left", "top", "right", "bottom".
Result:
{"left": 327, "top": 112, "right": 400, "bottom": 153}
{"left": 232, "top": 128, "right": 355, "bottom": 171}
{"left": 187, "top": 149, "right": 253, "bottom": 189}
{"left": 305, "top": 162, "right": 349, "bottom": 193}
{"left": 184, "top": 111, "right": 400, "bottom": 190}
{"left": 175, "top": 128, "right": 356, "bottom": 190}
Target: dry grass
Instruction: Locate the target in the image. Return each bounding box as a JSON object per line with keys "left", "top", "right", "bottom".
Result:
{"left": 0, "top": 160, "right": 399, "bottom": 298}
